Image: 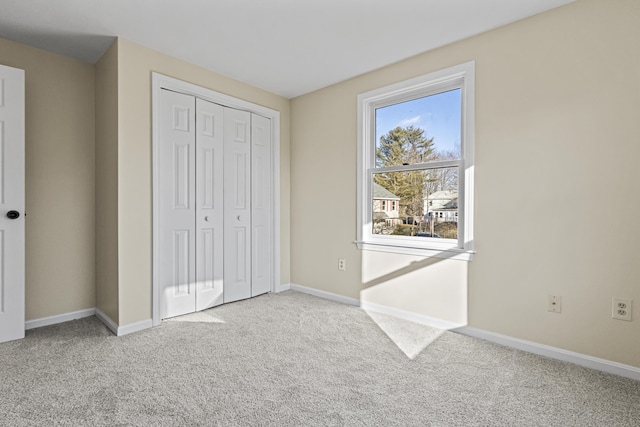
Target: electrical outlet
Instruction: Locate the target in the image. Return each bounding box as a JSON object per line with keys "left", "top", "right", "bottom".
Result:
{"left": 338, "top": 259, "right": 346, "bottom": 271}
{"left": 612, "top": 298, "right": 632, "bottom": 321}
{"left": 548, "top": 295, "right": 562, "bottom": 313}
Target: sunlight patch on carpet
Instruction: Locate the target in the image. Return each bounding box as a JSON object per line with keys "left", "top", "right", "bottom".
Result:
{"left": 364, "top": 310, "right": 444, "bottom": 359}
{"left": 165, "top": 311, "right": 226, "bottom": 323}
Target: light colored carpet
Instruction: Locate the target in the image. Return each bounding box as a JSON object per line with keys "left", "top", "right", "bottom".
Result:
{"left": 1, "top": 290, "right": 639, "bottom": 426}
{"left": 364, "top": 310, "right": 445, "bottom": 359}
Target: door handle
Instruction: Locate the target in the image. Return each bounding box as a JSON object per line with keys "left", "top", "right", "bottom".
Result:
{"left": 6, "top": 210, "right": 20, "bottom": 220}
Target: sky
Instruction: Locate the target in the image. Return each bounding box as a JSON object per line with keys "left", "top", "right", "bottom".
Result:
{"left": 375, "top": 88, "right": 461, "bottom": 155}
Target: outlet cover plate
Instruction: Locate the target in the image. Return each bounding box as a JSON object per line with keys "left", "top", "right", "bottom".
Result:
{"left": 612, "top": 298, "right": 632, "bottom": 321}
{"left": 548, "top": 295, "right": 562, "bottom": 313}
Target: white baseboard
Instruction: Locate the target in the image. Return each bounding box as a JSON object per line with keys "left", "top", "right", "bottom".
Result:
{"left": 117, "top": 319, "right": 153, "bottom": 336}
{"left": 275, "top": 283, "right": 291, "bottom": 293}
{"left": 361, "top": 300, "right": 466, "bottom": 330}
{"left": 287, "top": 284, "right": 640, "bottom": 381}
{"left": 289, "top": 283, "right": 360, "bottom": 306}
{"left": 94, "top": 308, "right": 152, "bottom": 337}
{"left": 25, "top": 308, "right": 96, "bottom": 330}
{"left": 94, "top": 308, "right": 118, "bottom": 335}
{"left": 289, "top": 283, "right": 463, "bottom": 329}
{"left": 456, "top": 326, "right": 640, "bottom": 381}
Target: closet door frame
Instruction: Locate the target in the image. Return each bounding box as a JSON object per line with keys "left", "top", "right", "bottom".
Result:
{"left": 151, "top": 73, "right": 281, "bottom": 327}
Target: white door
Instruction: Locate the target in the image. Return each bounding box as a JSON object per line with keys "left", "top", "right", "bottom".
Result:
{"left": 0, "top": 64, "right": 25, "bottom": 343}
{"left": 251, "top": 114, "right": 272, "bottom": 297}
{"left": 195, "top": 98, "right": 224, "bottom": 310}
{"left": 223, "top": 108, "right": 252, "bottom": 303}
{"left": 158, "top": 89, "right": 197, "bottom": 318}
{"left": 157, "top": 88, "right": 273, "bottom": 317}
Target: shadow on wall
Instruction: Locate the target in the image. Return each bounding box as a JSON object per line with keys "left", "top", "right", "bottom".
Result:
{"left": 0, "top": 27, "right": 115, "bottom": 63}
{"left": 362, "top": 252, "right": 457, "bottom": 289}
{"left": 359, "top": 246, "right": 470, "bottom": 358}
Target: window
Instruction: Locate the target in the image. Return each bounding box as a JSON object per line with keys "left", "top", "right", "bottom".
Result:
{"left": 356, "top": 62, "right": 474, "bottom": 260}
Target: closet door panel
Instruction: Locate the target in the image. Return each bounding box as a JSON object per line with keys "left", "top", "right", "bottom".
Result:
{"left": 158, "top": 89, "right": 197, "bottom": 318}
{"left": 223, "top": 108, "right": 252, "bottom": 303}
{"left": 251, "top": 114, "right": 272, "bottom": 296}
{"left": 195, "top": 98, "right": 224, "bottom": 310}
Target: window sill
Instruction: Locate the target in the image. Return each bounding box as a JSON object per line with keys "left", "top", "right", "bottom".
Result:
{"left": 355, "top": 240, "right": 474, "bottom": 261}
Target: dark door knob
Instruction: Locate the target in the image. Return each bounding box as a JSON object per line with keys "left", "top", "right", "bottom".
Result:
{"left": 6, "top": 210, "right": 20, "bottom": 219}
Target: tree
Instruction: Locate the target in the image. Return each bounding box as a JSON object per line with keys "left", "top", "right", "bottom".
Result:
{"left": 424, "top": 149, "right": 459, "bottom": 196}
{"left": 374, "top": 126, "right": 436, "bottom": 219}
{"left": 375, "top": 126, "right": 436, "bottom": 168}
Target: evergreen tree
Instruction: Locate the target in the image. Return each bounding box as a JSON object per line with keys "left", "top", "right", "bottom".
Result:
{"left": 374, "top": 126, "right": 436, "bottom": 219}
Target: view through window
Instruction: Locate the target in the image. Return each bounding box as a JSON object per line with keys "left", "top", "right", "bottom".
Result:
{"left": 372, "top": 89, "right": 461, "bottom": 241}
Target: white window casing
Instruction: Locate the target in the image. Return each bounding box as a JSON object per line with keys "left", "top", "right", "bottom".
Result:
{"left": 356, "top": 61, "right": 475, "bottom": 261}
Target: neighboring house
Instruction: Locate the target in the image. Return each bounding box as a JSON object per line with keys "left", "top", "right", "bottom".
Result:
{"left": 424, "top": 190, "right": 458, "bottom": 223}
{"left": 373, "top": 183, "right": 401, "bottom": 226}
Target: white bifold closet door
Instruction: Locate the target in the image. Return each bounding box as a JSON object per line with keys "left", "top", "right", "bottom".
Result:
{"left": 223, "top": 110, "right": 273, "bottom": 301}
{"left": 158, "top": 90, "right": 198, "bottom": 318}
{"left": 250, "top": 114, "right": 272, "bottom": 297}
{"left": 158, "top": 89, "right": 271, "bottom": 320}
{"left": 222, "top": 107, "right": 251, "bottom": 303}
{"left": 195, "top": 98, "right": 225, "bottom": 311}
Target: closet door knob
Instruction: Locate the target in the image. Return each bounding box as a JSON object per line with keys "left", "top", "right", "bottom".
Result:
{"left": 204, "top": 216, "right": 209, "bottom": 222}
{"left": 6, "top": 210, "right": 20, "bottom": 220}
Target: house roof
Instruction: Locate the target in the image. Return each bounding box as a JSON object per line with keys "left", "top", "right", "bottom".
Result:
{"left": 373, "top": 183, "right": 400, "bottom": 200}
{"left": 433, "top": 199, "right": 458, "bottom": 211}
{"left": 444, "top": 199, "right": 458, "bottom": 209}
{"left": 373, "top": 211, "right": 390, "bottom": 220}
{"left": 425, "top": 190, "right": 458, "bottom": 201}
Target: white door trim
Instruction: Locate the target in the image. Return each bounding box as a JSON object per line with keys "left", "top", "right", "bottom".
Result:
{"left": 151, "top": 73, "right": 281, "bottom": 326}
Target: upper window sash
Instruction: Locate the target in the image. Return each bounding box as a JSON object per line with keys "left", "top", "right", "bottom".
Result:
{"left": 356, "top": 61, "right": 475, "bottom": 260}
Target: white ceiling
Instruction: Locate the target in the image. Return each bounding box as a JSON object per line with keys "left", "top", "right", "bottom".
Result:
{"left": 0, "top": 0, "right": 574, "bottom": 98}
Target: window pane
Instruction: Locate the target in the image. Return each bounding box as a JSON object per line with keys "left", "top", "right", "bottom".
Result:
{"left": 372, "top": 168, "right": 458, "bottom": 239}
{"left": 375, "top": 89, "right": 461, "bottom": 167}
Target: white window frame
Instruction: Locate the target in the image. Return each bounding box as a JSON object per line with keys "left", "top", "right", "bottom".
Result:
{"left": 356, "top": 61, "right": 475, "bottom": 261}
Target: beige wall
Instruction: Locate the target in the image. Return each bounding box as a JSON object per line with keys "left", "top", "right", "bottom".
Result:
{"left": 361, "top": 252, "right": 468, "bottom": 325}
{"left": 3, "top": 0, "right": 637, "bottom": 369}
{"left": 290, "top": 0, "right": 640, "bottom": 367}
{"left": 0, "top": 38, "right": 96, "bottom": 320}
{"left": 95, "top": 41, "right": 119, "bottom": 322}
{"left": 0, "top": 36, "right": 291, "bottom": 327}
{"left": 116, "top": 39, "right": 291, "bottom": 325}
